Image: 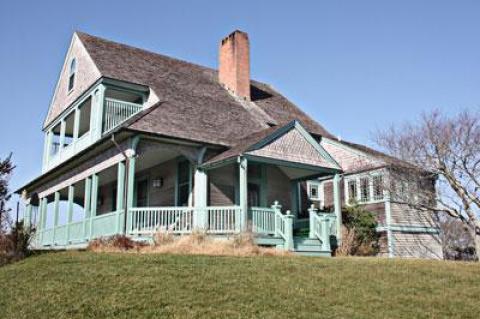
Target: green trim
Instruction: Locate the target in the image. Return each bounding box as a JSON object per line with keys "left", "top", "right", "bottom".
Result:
{"left": 292, "top": 121, "right": 341, "bottom": 169}
{"left": 52, "top": 192, "right": 60, "bottom": 244}
{"left": 66, "top": 185, "right": 74, "bottom": 242}
{"left": 245, "top": 154, "right": 339, "bottom": 174}
{"left": 83, "top": 177, "right": 92, "bottom": 239}
{"left": 238, "top": 156, "right": 248, "bottom": 231}
{"left": 333, "top": 174, "right": 342, "bottom": 243}
{"left": 116, "top": 161, "right": 125, "bottom": 233}
{"left": 377, "top": 225, "right": 440, "bottom": 234}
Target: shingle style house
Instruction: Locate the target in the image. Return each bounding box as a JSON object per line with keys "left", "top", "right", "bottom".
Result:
{"left": 18, "top": 30, "right": 443, "bottom": 258}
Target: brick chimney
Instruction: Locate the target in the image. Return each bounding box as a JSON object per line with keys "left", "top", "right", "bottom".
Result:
{"left": 218, "top": 30, "right": 250, "bottom": 100}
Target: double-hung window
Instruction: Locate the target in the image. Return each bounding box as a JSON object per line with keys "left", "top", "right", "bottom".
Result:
{"left": 359, "top": 177, "right": 370, "bottom": 203}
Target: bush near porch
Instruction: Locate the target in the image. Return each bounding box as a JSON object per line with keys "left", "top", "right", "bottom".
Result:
{"left": 1, "top": 252, "right": 479, "bottom": 318}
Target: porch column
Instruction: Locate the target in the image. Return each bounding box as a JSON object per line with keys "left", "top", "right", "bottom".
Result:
{"left": 73, "top": 108, "right": 80, "bottom": 143}
{"left": 126, "top": 155, "right": 136, "bottom": 233}
{"left": 83, "top": 177, "right": 92, "bottom": 240}
{"left": 66, "top": 185, "right": 74, "bottom": 243}
{"left": 38, "top": 198, "right": 46, "bottom": 244}
{"left": 59, "top": 120, "right": 66, "bottom": 153}
{"left": 238, "top": 156, "right": 248, "bottom": 231}
{"left": 91, "top": 84, "right": 106, "bottom": 140}
{"left": 193, "top": 167, "right": 208, "bottom": 229}
{"left": 52, "top": 191, "right": 60, "bottom": 245}
{"left": 333, "top": 173, "right": 342, "bottom": 243}
{"left": 43, "top": 131, "right": 53, "bottom": 169}
{"left": 89, "top": 174, "right": 99, "bottom": 238}
{"left": 24, "top": 204, "right": 32, "bottom": 229}
{"left": 116, "top": 161, "right": 126, "bottom": 233}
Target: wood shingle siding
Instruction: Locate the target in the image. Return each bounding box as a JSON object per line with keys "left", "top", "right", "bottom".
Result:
{"left": 208, "top": 164, "right": 236, "bottom": 206}
{"left": 266, "top": 166, "right": 292, "bottom": 211}
{"left": 393, "top": 232, "right": 443, "bottom": 259}
{"left": 45, "top": 34, "right": 102, "bottom": 128}
{"left": 390, "top": 203, "right": 437, "bottom": 227}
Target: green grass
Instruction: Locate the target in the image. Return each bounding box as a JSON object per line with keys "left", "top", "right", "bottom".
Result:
{"left": 1, "top": 252, "right": 479, "bottom": 318}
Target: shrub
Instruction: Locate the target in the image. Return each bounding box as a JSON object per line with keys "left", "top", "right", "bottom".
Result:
{"left": 0, "top": 221, "right": 35, "bottom": 266}
{"left": 337, "top": 203, "right": 379, "bottom": 256}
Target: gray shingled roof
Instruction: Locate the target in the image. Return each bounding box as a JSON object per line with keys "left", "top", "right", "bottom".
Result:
{"left": 77, "top": 32, "right": 335, "bottom": 146}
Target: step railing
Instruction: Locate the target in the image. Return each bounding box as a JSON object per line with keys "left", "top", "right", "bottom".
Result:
{"left": 129, "top": 207, "right": 194, "bottom": 235}
{"left": 308, "top": 205, "right": 337, "bottom": 251}
{"left": 206, "top": 206, "right": 240, "bottom": 234}
{"left": 102, "top": 98, "right": 143, "bottom": 134}
{"left": 250, "top": 206, "right": 277, "bottom": 235}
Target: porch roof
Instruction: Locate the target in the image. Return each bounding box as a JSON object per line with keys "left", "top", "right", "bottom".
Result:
{"left": 202, "top": 120, "right": 341, "bottom": 174}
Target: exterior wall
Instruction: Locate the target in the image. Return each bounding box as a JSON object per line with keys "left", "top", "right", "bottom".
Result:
{"left": 137, "top": 158, "right": 177, "bottom": 207}
{"left": 208, "top": 164, "right": 236, "bottom": 206}
{"left": 265, "top": 165, "right": 292, "bottom": 211}
{"left": 390, "top": 203, "right": 437, "bottom": 227}
{"left": 44, "top": 33, "right": 102, "bottom": 128}
{"left": 393, "top": 232, "right": 443, "bottom": 259}
{"left": 97, "top": 182, "right": 116, "bottom": 215}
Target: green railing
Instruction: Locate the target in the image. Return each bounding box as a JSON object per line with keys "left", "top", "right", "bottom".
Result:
{"left": 69, "top": 221, "right": 84, "bottom": 243}
{"left": 206, "top": 206, "right": 240, "bottom": 234}
{"left": 129, "top": 207, "right": 194, "bottom": 235}
{"left": 102, "top": 98, "right": 143, "bottom": 134}
{"left": 308, "top": 205, "right": 337, "bottom": 251}
{"left": 91, "top": 212, "right": 118, "bottom": 238}
{"left": 250, "top": 207, "right": 277, "bottom": 235}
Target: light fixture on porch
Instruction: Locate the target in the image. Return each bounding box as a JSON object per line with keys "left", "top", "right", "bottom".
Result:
{"left": 152, "top": 178, "right": 163, "bottom": 188}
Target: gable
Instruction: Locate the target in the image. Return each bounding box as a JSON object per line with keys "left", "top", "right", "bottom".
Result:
{"left": 247, "top": 126, "right": 339, "bottom": 170}
{"left": 43, "top": 33, "right": 101, "bottom": 129}
{"left": 320, "top": 138, "right": 384, "bottom": 173}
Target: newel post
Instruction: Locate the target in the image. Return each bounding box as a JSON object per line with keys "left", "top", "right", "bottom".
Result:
{"left": 271, "top": 201, "right": 282, "bottom": 237}
{"left": 308, "top": 204, "right": 317, "bottom": 239}
{"left": 321, "top": 215, "right": 331, "bottom": 251}
{"left": 284, "top": 210, "right": 294, "bottom": 251}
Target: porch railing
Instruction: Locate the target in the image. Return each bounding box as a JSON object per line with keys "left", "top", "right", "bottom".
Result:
{"left": 102, "top": 98, "right": 143, "bottom": 134}
{"left": 129, "top": 207, "right": 194, "bottom": 235}
{"left": 250, "top": 207, "right": 276, "bottom": 235}
{"left": 206, "top": 206, "right": 240, "bottom": 234}
{"left": 309, "top": 205, "right": 337, "bottom": 251}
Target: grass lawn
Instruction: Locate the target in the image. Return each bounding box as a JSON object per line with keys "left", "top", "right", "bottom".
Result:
{"left": 1, "top": 252, "right": 479, "bottom": 318}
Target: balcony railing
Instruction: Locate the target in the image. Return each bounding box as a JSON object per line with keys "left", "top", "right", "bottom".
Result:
{"left": 102, "top": 98, "right": 143, "bottom": 134}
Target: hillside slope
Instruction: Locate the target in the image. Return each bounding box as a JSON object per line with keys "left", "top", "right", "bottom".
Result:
{"left": 1, "top": 252, "right": 479, "bottom": 318}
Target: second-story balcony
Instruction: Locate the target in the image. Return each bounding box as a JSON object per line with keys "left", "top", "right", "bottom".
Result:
{"left": 102, "top": 98, "right": 143, "bottom": 134}
{"left": 43, "top": 81, "right": 148, "bottom": 172}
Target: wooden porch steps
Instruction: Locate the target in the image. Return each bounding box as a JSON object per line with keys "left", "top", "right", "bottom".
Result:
{"left": 254, "top": 236, "right": 332, "bottom": 257}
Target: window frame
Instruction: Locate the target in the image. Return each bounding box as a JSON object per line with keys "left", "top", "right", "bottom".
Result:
{"left": 68, "top": 58, "right": 77, "bottom": 93}
{"left": 344, "top": 170, "right": 386, "bottom": 205}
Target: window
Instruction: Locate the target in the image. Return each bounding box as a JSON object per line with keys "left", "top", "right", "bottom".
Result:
{"left": 176, "top": 160, "right": 191, "bottom": 206}
{"left": 359, "top": 177, "right": 370, "bottom": 202}
{"left": 347, "top": 179, "right": 357, "bottom": 203}
{"left": 373, "top": 175, "right": 384, "bottom": 200}
{"left": 309, "top": 184, "right": 319, "bottom": 200}
{"left": 68, "top": 58, "right": 77, "bottom": 92}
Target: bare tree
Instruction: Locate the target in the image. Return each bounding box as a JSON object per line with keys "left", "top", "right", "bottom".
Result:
{"left": 0, "top": 154, "right": 14, "bottom": 234}
{"left": 375, "top": 109, "right": 480, "bottom": 259}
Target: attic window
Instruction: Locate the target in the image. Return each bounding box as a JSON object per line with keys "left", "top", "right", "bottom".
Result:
{"left": 68, "top": 58, "right": 77, "bottom": 92}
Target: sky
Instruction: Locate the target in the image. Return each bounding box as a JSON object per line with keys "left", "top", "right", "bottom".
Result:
{"left": 1, "top": 0, "right": 480, "bottom": 212}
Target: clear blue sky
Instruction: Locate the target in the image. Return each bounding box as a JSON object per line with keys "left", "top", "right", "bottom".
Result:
{"left": 1, "top": 0, "right": 480, "bottom": 207}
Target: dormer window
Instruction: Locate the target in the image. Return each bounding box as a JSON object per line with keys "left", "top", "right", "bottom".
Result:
{"left": 68, "top": 58, "right": 77, "bottom": 92}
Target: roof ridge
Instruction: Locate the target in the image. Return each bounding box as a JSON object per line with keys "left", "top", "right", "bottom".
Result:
{"left": 76, "top": 31, "right": 217, "bottom": 75}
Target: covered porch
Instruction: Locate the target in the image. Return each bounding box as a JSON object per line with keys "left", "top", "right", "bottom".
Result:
{"left": 25, "top": 121, "right": 343, "bottom": 254}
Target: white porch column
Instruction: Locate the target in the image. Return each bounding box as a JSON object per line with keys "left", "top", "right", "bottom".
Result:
{"left": 116, "top": 161, "right": 126, "bottom": 233}
{"left": 238, "top": 157, "right": 248, "bottom": 231}
{"left": 66, "top": 185, "right": 74, "bottom": 243}
{"left": 333, "top": 173, "right": 342, "bottom": 243}
{"left": 384, "top": 190, "right": 394, "bottom": 258}
{"left": 193, "top": 167, "right": 208, "bottom": 229}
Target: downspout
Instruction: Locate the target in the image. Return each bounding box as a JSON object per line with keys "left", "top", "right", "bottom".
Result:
{"left": 111, "top": 134, "right": 130, "bottom": 235}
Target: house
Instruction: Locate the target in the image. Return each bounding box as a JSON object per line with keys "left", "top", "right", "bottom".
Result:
{"left": 17, "top": 30, "right": 442, "bottom": 258}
